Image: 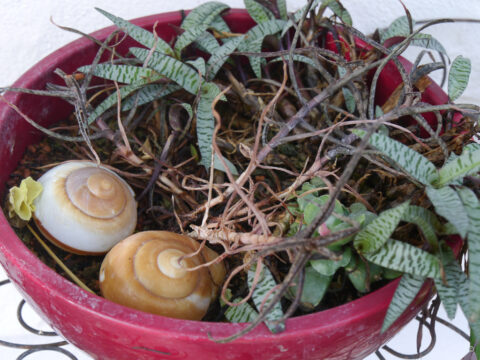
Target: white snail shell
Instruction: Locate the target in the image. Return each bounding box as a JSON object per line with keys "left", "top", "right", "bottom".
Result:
{"left": 33, "top": 161, "right": 137, "bottom": 255}
{"left": 99, "top": 231, "right": 226, "bottom": 320}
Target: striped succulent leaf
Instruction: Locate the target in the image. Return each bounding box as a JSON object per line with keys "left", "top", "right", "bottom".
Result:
{"left": 322, "top": 0, "right": 353, "bottom": 26}
{"left": 87, "top": 83, "right": 144, "bottom": 124}
{"left": 401, "top": 205, "right": 440, "bottom": 250}
{"left": 277, "top": 0, "right": 288, "bottom": 20}
{"left": 244, "top": 0, "right": 275, "bottom": 24}
{"left": 181, "top": 2, "right": 230, "bottom": 30}
{"left": 238, "top": 19, "right": 286, "bottom": 78}
{"left": 206, "top": 35, "right": 245, "bottom": 80}
{"left": 121, "top": 83, "right": 181, "bottom": 111}
{"left": 381, "top": 274, "right": 425, "bottom": 333}
{"left": 197, "top": 82, "right": 238, "bottom": 174}
{"left": 410, "top": 34, "right": 447, "bottom": 55}
{"left": 365, "top": 239, "right": 441, "bottom": 279}
{"left": 186, "top": 58, "right": 206, "bottom": 76}
{"left": 195, "top": 32, "right": 221, "bottom": 55}
{"left": 426, "top": 186, "right": 468, "bottom": 238}
{"left": 78, "top": 64, "right": 160, "bottom": 85}
{"left": 174, "top": 4, "right": 229, "bottom": 56}
{"left": 351, "top": 129, "right": 438, "bottom": 186}
{"left": 209, "top": 15, "right": 232, "bottom": 35}
{"left": 435, "top": 250, "right": 464, "bottom": 320}
{"left": 379, "top": 16, "right": 414, "bottom": 43}
{"left": 338, "top": 66, "right": 355, "bottom": 113}
{"left": 130, "top": 47, "right": 201, "bottom": 95}
{"left": 354, "top": 201, "right": 409, "bottom": 254}
{"left": 270, "top": 54, "right": 326, "bottom": 75}
{"left": 248, "top": 264, "right": 285, "bottom": 333}
{"left": 311, "top": 248, "right": 352, "bottom": 276}
{"left": 95, "top": 8, "right": 174, "bottom": 57}
{"left": 458, "top": 188, "right": 480, "bottom": 323}
{"left": 448, "top": 55, "right": 471, "bottom": 101}
{"left": 435, "top": 148, "right": 480, "bottom": 187}
{"left": 225, "top": 299, "right": 259, "bottom": 324}
{"left": 281, "top": 0, "right": 322, "bottom": 36}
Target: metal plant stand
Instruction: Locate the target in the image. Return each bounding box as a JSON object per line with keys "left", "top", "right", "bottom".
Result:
{"left": 0, "top": 276, "right": 472, "bottom": 359}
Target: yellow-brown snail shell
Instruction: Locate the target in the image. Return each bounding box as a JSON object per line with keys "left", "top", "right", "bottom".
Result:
{"left": 99, "top": 231, "right": 226, "bottom": 320}
{"left": 33, "top": 161, "right": 137, "bottom": 255}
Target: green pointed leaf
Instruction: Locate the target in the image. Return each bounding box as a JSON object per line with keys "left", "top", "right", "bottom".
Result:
{"left": 186, "top": 58, "right": 206, "bottom": 76}
{"left": 181, "top": 2, "right": 230, "bottom": 29}
{"left": 130, "top": 48, "right": 201, "bottom": 95}
{"left": 379, "top": 16, "right": 414, "bottom": 43}
{"left": 365, "top": 239, "right": 441, "bottom": 279}
{"left": 277, "top": 0, "right": 288, "bottom": 20}
{"left": 410, "top": 33, "right": 447, "bottom": 55}
{"left": 436, "top": 250, "right": 463, "bottom": 320}
{"left": 352, "top": 129, "right": 438, "bottom": 186}
{"left": 244, "top": 0, "right": 275, "bottom": 24}
{"left": 87, "top": 83, "right": 144, "bottom": 124}
{"left": 78, "top": 64, "right": 160, "bottom": 85}
{"left": 322, "top": 0, "right": 352, "bottom": 26}
{"left": 121, "top": 83, "right": 181, "bottom": 111}
{"left": 270, "top": 54, "right": 326, "bottom": 76}
{"left": 426, "top": 186, "right": 468, "bottom": 238}
{"left": 311, "top": 248, "right": 352, "bottom": 276}
{"left": 458, "top": 189, "right": 480, "bottom": 323}
{"left": 238, "top": 19, "right": 286, "bottom": 78}
{"left": 346, "top": 256, "right": 383, "bottom": 293}
{"left": 195, "top": 32, "right": 221, "bottom": 55}
{"left": 382, "top": 274, "right": 425, "bottom": 333}
{"left": 175, "top": 3, "right": 229, "bottom": 56}
{"left": 401, "top": 205, "right": 439, "bottom": 250}
{"left": 225, "top": 299, "right": 259, "bottom": 323}
{"left": 435, "top": 149, "right": 480, "bottom": 187}
{"left": 197, "top": 82, "right": 238, "bottom": 175}
{"left": 248, "top": 264, "right": 285, "bottom": 333}
{"left": 95, "top": 8, "right": 174, "bottom": 56}
{"left": 206, "top": 35, "right": 245, "bottom": 80}
{"left": 354, "top": 202, "right": 409, "bottom": 254}
{"left": 338, "top": 66, "right": 355, "bottom": 113}
{"left": 448, "top": 55, "right": 471, "bottom": 101}
{"left": 289, "top": 266, "right": 331, "bottom": 309}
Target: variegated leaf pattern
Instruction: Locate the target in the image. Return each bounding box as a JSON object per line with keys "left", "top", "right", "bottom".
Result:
{"left": 410, "top": 34, "right": 447, "bottom": 55}
{"left": 426, "top": 186, "right": 468, "bottom": 238}
{"left": 351, "top": 129, "right": 438, "bottom": 186}
{"left": 197, "top": 82, "right": 238, "bottom": 174}
{"left": 174, "top": 3, "right": 229, "bottom": 56}
{"left": 379, "top": 16, "right": 414, "bottom": 43}
{"left": 338, "top": 66, "right": 356, "bottom": 113}
{"left": 435, "top": 148, "right": 480, "bottom": 187}
{"left": 186, "top": 58, "right": 206, "bottom": 76}
{"left": 78, "top": 64, "right": 160, "bottom": 85}
{"left": 365, "top": 239, "right": 441, "bottom": 279}
{"left": 209, "top": 15, "right": 232, "bottom": 35}
{"left": 435, "top": 250, "right": 464, "bottom": 320}
{"left": 248, "top": 264, "right": 285, "bottom": 333}
{"left": 238, "top": 19, "right": 286, "bottom": 78}
{"left": 244, "top": 0, "right": 275, "bottom": 24}
{"left": 130, "top": 47, "right": 201, "bottom": 95}
{"left": 181, "top": 2, "right": 230, "bottom": 30}
{"left": 87, "top": 83, "right": 144, "bottom": 124}
{"left": 381, "top": 274, "right": 425, "bottom": 333}
{"left": 322, "top": 0, "right": 353, "bottom": 26}
{"left": 277, "top": 0, "right": 288, "bottom": 20}
{"left": 354, "top": 202, "right": 409, "bottom": 254}
{"left": 206, "top": 35, "right": 245, "bottom": 81}
{"left": 458, "top": 188, "right": 480, "bottom": 323}
{"left": 270, "top": 54, "right": 326, "bottom": 76}
{"left": 401, "top": 205, "right": 440, "bottom": 250}
{"left": 195, "top": 32, "right": 221, "bottom": 55}
{"left": 95, "top": 8, "right": 174, "bottom": 56}
{"left": 121, "top": 83, "right": 181, "bottom": 110}
{"left": 281, "top": 0, "right": 322, "bottom": 36}
{"left": 448, "top": 55, "right": 471, "bottom": 101}
{"left": 225, "top": 299, "right": 259, "bottom": 324}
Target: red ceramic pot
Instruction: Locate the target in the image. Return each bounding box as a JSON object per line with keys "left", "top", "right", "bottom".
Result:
{"left": 0, "top": 9, "right": 454, "bottom": 360}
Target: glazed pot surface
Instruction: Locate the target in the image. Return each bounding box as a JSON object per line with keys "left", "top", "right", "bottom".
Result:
{"left": 0, "top": 9, "right": 452, "bottom": 360}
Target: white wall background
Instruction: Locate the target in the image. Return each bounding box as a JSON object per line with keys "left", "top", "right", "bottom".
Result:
{"left": 0, "top": 1, "right": 478, "bottom": 359}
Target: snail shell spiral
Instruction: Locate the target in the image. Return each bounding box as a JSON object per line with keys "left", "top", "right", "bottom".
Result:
{"left": 99, "top": 231, "right": 226, "bottom": 320}
{"left": 33, "top": 161, "right": 137, "bottom": 255}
